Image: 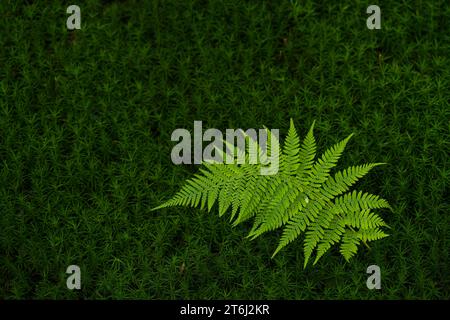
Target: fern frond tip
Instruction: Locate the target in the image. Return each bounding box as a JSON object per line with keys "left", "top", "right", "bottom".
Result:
{"left": 151, "top": 202, "right": 171, "bottom": 211}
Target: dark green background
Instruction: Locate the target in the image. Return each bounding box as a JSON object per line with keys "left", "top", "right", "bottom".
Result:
{"left": 0, "top": 0, "right": 449, "bottom": 299}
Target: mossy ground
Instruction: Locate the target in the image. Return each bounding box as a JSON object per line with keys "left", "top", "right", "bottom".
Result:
{"left": 0, "top": 0, "right": 449, "bottom": 298}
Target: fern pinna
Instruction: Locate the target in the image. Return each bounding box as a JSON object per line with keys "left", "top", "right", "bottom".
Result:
{"left": 153, "top": 119, "right": 391, "bottom": 267}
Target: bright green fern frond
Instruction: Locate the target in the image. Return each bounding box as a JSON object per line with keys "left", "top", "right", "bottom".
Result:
{"left": 340, "top": 230, "right": 360, "bottom": 261}
{"left": 334, "top": 190, "right": 391, "bottom": 213}
{"left": 313, "top": 217, "right": 346, "bottom": 265}
{"left": 303, "top": 202, "right": 336, "bottom": 267}
{"left": 233, "top": 173, "right": 269, "bottom": 225}
{"left": 342, "top": 209, "right": 387, "bottom": 229}
{"left": 271, "top": 196, "right": 327, "bottom": 257}
{"left": 248, "top": 175, "right": 285, "bottom": 238}
{"left": 281, "top": 119, "right": 301, "bottom": 175}
{"left": 152, "top": 174, "right": 216, "bottom": 210}
{"left": 307, "top": 134, "right": 353, "bottom": 188}
{"left": 320, "top": 163, "right": 385, "bottom": 200}
{"left": 355, "top": 227, "right": 389, "bottom": 242}
{"left": 248, "top": 176, "right": 300, "bottom": 239}
{"left": 272, "top": 216, "right": 304, "bottom": 258}
{"left": 154, "top": 119, "right": 392, "bottom": 267}
{"left": 249, "top": 182, "right": 308, "bottom": 238}
{"left": 209, "top": 164, "right": 241, "bottom": 216}
{"left": 229, "top": 165, "right": 256, "bottom": 221}
{"left": 297, "top": 121, "right": 316, "bottom": 179}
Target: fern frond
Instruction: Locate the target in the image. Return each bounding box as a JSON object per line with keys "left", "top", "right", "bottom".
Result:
{"left": 154, "top": 119, "right": 392, "bottom": 267}
{"left": 249, "top": 181, "right": 308, "bottom": 238}
{"left": 320, "top": 163, "right": 385, "bottom": 200}
{"left": 342, "top": 209, "right": 387, "bottom": 229}
{"left": 271, "top": 196, "right": 327, "bottom": 257}
{"left": 206, "top": 164, "right": 241, "bottom": 216}
{"left": 340, "top": 230, "right": 360, "bottom": 261}
{"left": 281, "top": 119, "right": 301, "bottom": 175}
{"left": 229, "top": 165, "right": 256, "bottom": 221}
{"left": 247, "top": 175, "right": 285, "bottom": 237}
{"left": 313, "top": 217, "right": 346, "bottom": 265}
{"left": 355, "top": 227, "right": 389, "bottom": 242}
{"left": 233, "top": 172, "right": 269, "bottom": 225}
{"left": 334, "top": 190, "right": 391, "bottom": 213}
{"left": 297, "top": 121, "right": 316, "bottom": 179}
{"left": 302, "top": 202, "right": 337, "bottom": 267}
{"left": 248, "top": 176, "right": 300, "bottom": 239}
{"left": 152, "top": 173, "right": 215, "bottom": 210}
{"left": 307, "top": 134, "right": 353, "bottom": 189}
